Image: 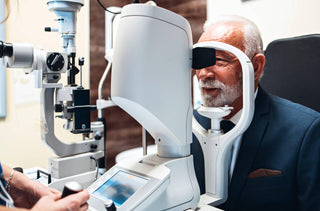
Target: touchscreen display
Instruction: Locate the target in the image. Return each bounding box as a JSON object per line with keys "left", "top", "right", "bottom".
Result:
{"left": 92, "top": 170, "right": 148, "bottom": 207}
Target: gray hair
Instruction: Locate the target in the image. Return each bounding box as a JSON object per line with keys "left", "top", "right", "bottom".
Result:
{"left": 204, "top": 15, "right": 264, "bottom": 59}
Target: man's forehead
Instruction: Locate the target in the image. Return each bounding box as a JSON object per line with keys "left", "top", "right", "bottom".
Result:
{"left": 216, "top": 50, "right": 237, "bottom": 60}
{"left": 199, "top": 22, "right": 245, "bottom": 51}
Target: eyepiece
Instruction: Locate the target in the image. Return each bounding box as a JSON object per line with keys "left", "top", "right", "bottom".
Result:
{"left": 0, "top": 41, "right": 13, "bottom": 58}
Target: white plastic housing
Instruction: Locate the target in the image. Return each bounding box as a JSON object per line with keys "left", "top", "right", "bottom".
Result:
{"left": 193, "top": 41, "right": 255, "bottom": 205}
{"left": 111, "top": 4, "right": 193, "bottom": 158}
{"left": 46, "top": 0, "right": 83, "bottom": 53}
{"left": 47, "top": 0, "right": 83, "bottom": 34}
{"left": 4, "top": 43, "right": 34, "bottom": 68}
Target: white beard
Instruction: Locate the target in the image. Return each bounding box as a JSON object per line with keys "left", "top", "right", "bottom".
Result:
{"left": 199, "top": 79, "right": 242, "bottom": 107}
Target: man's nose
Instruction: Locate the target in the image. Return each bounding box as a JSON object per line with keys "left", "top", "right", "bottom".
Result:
{"left": 197, "top": 68, "right": 215, "bottom": 81}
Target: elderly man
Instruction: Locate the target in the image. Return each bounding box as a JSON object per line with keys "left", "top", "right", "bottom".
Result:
{"left": 191, "top": 15, "right": 320, "bottom": 210}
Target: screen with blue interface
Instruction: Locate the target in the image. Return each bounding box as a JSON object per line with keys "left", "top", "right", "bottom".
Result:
{"left": 92, "top": 170, "right": 149, "bottom": 207}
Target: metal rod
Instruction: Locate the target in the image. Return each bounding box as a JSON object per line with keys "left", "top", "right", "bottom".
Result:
{"left": 142, "top": 127, "right": 147, "bottom": 155}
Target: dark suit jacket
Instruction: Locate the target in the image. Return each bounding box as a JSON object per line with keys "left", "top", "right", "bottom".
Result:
{"left": 191, "top": 87, "right": 320, "bottom": 211}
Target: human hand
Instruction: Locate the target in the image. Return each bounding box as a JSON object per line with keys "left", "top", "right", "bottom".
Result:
{"left": 31, "top": 189, "right": 90, "bottom": 211}
{"left": 8, "top": 170, "right": 60, "bottom": 208}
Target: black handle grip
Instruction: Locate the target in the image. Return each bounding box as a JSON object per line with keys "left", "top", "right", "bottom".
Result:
{"left": 61, "top": 181, "right": 84, "bottom": 198}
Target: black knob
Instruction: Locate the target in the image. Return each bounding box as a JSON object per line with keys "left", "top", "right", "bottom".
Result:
{"left": 104, "top": 199, "right": 116, "bottom": 211}
{"left": 53, "top": 74, "right": 60, "bottom": 80}
{"left": 90, "top": 144, "right": 98, "bottom": 150}
{"left": 78, "top": 57, "right": 84, "bottom": 66}
{"left": 61, "top": 181, "right": 83, "bottom": 198}
{"left": 0, "top": 41, "right": 13, "bottom": 57}
{"left": 13, "top": 167, "right": 23, "bottom": 173}
{"left": 55, "top": 104, "right": 63, "bottom": 112}
{"left": 46, "top": 52, "right": 65, "bottom": 72}
{"left": 94, "top": 135, "right": 102, "bottom": 140}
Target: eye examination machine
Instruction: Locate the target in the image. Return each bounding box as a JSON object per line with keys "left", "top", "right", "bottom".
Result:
{"left": 1, "top": 0, "right": 107, "bottom": 190}
{"left": 0, "top": 1, "right": 255, "bottom": 210}
{"left": 88, "top": 3, "right": 255, "bottom": 210}
{"left": 88, "top": 3, "right": 200, "bottom": 210}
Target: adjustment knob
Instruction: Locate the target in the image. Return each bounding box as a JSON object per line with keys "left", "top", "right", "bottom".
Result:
{"left": 104, "top": 199, "right": 116, "bottom": 211}
{"left": 90, "top": 144, "right": 98, "bottom": 150}
{"left": 46, "top": 52, "right": 65, "bottom": 72}
{"left": 61, "top": 181, "right": 83, "bottom": 198}
{"left": 78, "top": 57, "right": 84, "bottom": 66}
{"left": 55, "top": 104, "right": 63, "bottom": 112}
{"left": 94, "top": 135, "right": 102, "bottom": 140}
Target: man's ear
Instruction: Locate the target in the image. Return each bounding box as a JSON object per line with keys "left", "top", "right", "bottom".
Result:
{"left": 251, "top": 53, "right": 265, "bottom": 81}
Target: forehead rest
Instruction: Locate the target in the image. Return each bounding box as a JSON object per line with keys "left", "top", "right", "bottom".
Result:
{"left": 192, "top": 47, "right": 216, "bottom": 69}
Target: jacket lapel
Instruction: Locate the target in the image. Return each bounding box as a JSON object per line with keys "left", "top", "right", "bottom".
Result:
{"left": 227, "top": 87, "right": 271, "bottom": 209}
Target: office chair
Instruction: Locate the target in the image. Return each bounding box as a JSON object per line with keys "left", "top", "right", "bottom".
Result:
{"left": 260, "top": 34, "right": 320, "bottom": 112}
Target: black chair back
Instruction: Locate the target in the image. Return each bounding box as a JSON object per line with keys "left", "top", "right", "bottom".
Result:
{"left": 260, "top": 34, "right": 320, "bottom": 112}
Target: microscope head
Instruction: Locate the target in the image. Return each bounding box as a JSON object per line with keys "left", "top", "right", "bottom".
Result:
{"left": 46, "top": 0, "right": 84, "bottom": 54}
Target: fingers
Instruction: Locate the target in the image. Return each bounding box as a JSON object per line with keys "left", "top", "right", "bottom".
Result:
{"left": 49, "top": 187, "right": 62, "bottom": 195}
{"left": 31, "top": 190, "right": 91, "bottom": 211}
{"left": 58, "top": 189, "right": 90, "bottom": 211}
{"left": 79, "top": 202, "right": 89, "bottom": 211}
{"left": 69, "top": 189, "right": 90, "bottom": 203}
{"left": 50, "top": 193, "right": 62, "bottom": 201}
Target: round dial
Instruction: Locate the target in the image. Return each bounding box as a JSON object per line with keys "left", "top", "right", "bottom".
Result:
{"left": 46, "top": 52, "right": 65, "bottom": 71}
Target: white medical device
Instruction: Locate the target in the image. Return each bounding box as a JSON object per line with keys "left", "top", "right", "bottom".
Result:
{"left": 1, "top": 1, "right": 255, "bottom": 209}
{"left": 0, "top": 0, "right": 105, "bottom": 190}
{"left": 46, "top": 0, "right": 83, "bottom": 54}
{"left": 87, "top": 4, "right": 200, "bottom": 210}
{"left": 192, "top": 41, "right": 255, "bottom": 206}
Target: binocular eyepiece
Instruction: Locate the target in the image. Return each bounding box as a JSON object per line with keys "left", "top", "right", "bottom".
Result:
{"left": 0, "top": 41, "right": 13, "bottom": 58}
